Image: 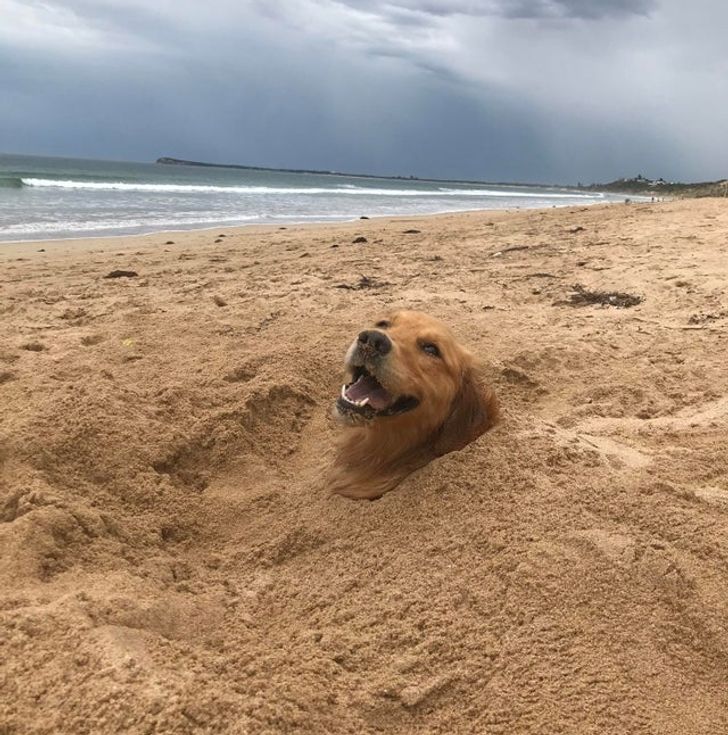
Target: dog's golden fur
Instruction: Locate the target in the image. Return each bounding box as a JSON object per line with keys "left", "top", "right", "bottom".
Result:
{"left": 330, "top": 310, "right": 499, "bottom": 499}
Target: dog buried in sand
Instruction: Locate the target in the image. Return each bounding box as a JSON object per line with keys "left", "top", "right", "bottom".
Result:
{"left": 330, "top": 310, "right": 499, "bottom": 500}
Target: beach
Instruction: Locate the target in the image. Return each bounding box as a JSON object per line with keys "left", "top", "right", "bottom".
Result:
{"left": 1, "top": 199, "right": 727, "bottom": 733}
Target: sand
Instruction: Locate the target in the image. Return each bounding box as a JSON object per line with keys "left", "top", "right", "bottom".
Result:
{"left": 1, "top": 200, "right": 727, "bottom": 734}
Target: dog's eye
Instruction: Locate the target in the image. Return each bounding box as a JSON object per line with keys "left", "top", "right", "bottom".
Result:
{"left": 375, "top": 320, "right": 390, "bottom": 329}
{"left": 420, "top": 342, "right": 440, "bottom": 358}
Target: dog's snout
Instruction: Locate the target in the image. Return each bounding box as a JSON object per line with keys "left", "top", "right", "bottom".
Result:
{"left": 358, "top": 329, "right": 391, "bottom": 356}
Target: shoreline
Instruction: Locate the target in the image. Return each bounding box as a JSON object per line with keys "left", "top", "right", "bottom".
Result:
{"left": 0, "top": 199, "right": 630, "bottom": 249}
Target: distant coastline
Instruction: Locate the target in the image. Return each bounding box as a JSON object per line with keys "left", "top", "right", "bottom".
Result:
{"left": 156, "top": 157, "right": 728, "bottom": 198}
{"left": 155, "top": 157, "right": 569, "bottom": 191}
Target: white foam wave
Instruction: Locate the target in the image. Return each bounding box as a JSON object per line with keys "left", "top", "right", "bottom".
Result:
{"left": 436, "top": 187, "right": 602, "bottom": 199}
{"left": 20, "top": 177, "right": 599, "bottom": 199}
{"left": 0, "top": 214, "right": 262, "bottom": 235}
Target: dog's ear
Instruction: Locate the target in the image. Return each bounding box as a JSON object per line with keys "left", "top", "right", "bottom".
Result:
{"left": 433, "top": 365, "right": 499, "bottom": 457}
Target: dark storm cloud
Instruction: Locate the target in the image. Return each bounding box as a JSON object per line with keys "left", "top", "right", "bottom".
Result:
{"left": 503, "top": 0, "right": 655, "bottom": 19}
{"left": 337, "top": 0, "right": 656, "bottom": 21}
{"left": 1, "top": 0, "right": 726, "bottom": 182}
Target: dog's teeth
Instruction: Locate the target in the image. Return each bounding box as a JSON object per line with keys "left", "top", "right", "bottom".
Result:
{"left": 339, "top": 384, "right": 371, "bottom": 409}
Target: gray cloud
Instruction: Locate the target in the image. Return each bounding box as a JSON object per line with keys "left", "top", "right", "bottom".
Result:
{"left": 1, "top": 0, "right": 726, "bottom": 183}
{"left": 336, "top": 0, "right": 656, "bottom": 20}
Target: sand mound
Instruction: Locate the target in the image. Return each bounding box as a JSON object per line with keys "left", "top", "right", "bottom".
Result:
{"left": 2, "top": 200, "right": 728, "bottom": 733}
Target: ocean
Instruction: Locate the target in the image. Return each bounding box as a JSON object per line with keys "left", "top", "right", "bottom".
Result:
{"left": 0, "top": 153, "right": 620, "bottom": 242}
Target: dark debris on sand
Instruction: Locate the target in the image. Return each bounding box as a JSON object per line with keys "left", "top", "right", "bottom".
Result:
{"left": 335, "top": 275, "right": 389, "bottom": 291}
{"left": 104, "top": 270, "right": 138, "bottom": 279}
{"left": 563, "top": 284, "right": 643, "bottom": 308}
{"left": 688, "top": 310, "right": 728, "bottom": 325}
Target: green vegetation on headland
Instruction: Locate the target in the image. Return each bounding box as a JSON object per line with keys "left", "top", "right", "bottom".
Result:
{"left": 579, "top": 174, "right": 728, "bottom": 198}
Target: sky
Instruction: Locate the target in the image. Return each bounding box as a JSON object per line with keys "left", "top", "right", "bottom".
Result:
{"left": 1, "top": 0, "right": 727, "bottom": 183}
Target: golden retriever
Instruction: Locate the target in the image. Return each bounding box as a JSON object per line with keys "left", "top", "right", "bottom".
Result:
{"left": 329, "top": 310, "right": 499, "bottom": 499}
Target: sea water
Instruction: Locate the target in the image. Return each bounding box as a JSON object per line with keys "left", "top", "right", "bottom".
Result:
{"left": 0, "top": 153, "right": 620, "bottom": 242}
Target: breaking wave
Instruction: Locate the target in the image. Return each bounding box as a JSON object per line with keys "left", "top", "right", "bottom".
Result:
{"left": 19, "top": 178, "right": 599, "bottom": 199}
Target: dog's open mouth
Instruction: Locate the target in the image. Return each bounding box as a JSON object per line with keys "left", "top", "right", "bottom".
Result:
{"left": 337, "top": 366, "right": 419, "bottom": 419}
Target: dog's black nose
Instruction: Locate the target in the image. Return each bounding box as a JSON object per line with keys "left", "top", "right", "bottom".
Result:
{"left": 358, "top": 329, "right": 391, "bottom": 356}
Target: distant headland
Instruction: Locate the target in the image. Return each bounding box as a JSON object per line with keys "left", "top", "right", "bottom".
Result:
{"left": 155, "top": 157, "right": 565, "bottom": 190}
{"left": 156, "top": 158, "right": 728, "bottom": 197}
{"left": 158, "top": 157, "right": 353, "bottom": 178}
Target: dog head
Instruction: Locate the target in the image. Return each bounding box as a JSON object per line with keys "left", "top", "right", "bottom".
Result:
{"left": 335, "top": 310, "right": 498, "bottom": 455}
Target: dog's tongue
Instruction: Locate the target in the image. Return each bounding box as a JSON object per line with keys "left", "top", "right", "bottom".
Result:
{"left": 345, "top": 375, "right": 392, "bottom": 410}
